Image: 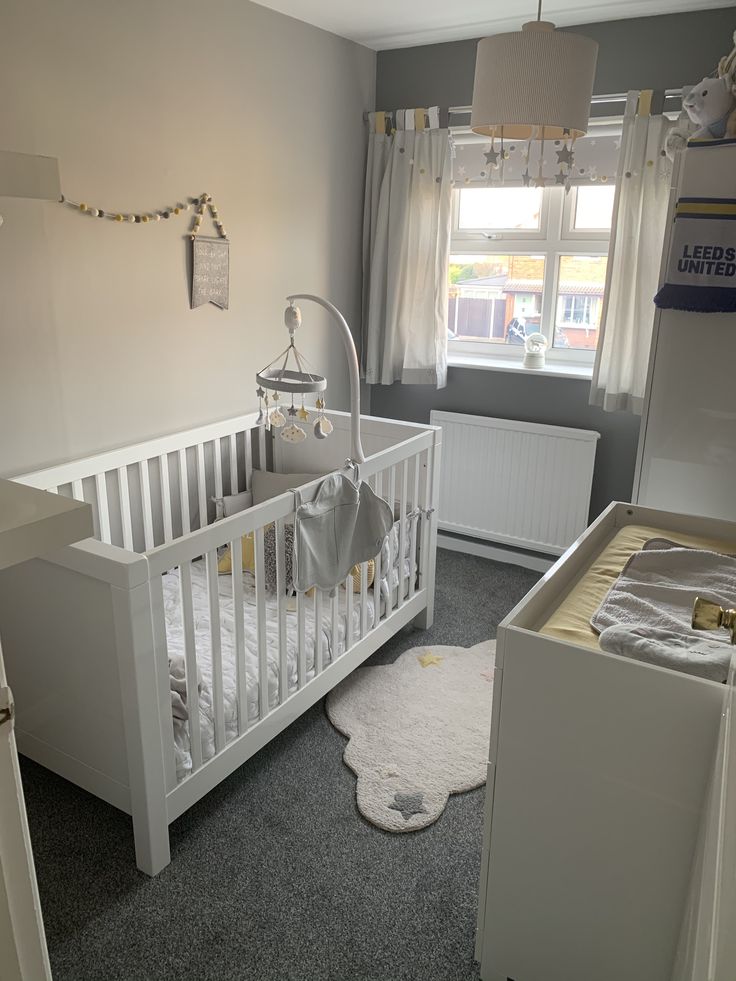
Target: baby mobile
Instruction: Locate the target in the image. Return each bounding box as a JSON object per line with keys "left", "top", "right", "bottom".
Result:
{"left": 60, "top": 190, "right": 230, "bottom": 309}
{"left": 255, "top": 303, "right": 334, "bottom": 445}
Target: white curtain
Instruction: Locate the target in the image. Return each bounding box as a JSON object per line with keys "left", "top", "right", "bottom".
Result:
{"left": 362, "top": 109, "right": 452, "bottom": 388}
{"left": 590, "top": 93, "right": 674, "bottom": 414}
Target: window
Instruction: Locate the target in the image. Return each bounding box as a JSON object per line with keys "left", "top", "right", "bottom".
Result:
{"left": 457, "top": 187, "right": 543, "bottom": 232}
{"left": 448, "top": 183, "right": 613, "bottom": 366}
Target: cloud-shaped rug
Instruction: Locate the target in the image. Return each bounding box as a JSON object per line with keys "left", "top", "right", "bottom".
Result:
{"left": 325, "top": 641, "right": 494, "bottom": 832}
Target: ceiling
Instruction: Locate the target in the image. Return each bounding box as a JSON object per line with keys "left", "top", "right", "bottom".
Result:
{"left": 251, "top": 0, "right": 733, "bottom": 49}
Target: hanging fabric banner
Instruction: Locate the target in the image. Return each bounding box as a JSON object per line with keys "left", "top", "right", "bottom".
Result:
{"left": 192, "top": 237, "right": 229, "bottom": 309}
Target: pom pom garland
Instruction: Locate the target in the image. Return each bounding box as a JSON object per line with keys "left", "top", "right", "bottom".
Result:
{"left": 61, "top": 191, "right": 228, "bottom": 239}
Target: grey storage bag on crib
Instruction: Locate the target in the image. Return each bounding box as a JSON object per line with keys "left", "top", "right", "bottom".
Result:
{"left": 293, "top": 471, "right": 393, "bottom": 594}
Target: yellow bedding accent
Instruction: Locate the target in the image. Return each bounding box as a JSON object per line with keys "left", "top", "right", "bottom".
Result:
{"left": 539, "top": 523, "right": 736, "bottom": 652}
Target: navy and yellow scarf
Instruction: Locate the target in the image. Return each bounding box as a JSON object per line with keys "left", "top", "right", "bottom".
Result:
{"left": 655, "top": 139, "right": 736, "bottom": 313}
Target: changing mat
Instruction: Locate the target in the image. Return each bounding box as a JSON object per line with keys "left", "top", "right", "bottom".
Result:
{"left": 540, "top": 524, "right": 736, "bottom": 651}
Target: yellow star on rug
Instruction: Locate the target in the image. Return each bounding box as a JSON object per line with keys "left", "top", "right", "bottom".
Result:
{"left": 417, "top": 651, "right": 443, "bottom": 668}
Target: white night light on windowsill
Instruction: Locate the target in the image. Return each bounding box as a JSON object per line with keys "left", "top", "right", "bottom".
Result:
{"left": 523, "top": 331, "right": 548, "bottom": 370}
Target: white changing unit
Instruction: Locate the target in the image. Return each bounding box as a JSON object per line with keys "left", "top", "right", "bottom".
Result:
{"left": 475, "top": 501, "right": 733, "bottom": 981}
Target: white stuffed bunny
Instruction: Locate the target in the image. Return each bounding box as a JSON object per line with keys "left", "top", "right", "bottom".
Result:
{"left": 683, "top": 74, "right": 736, "bottom": 140}
{"left": 665, "top": 29, "right": 736, "bottom": 158}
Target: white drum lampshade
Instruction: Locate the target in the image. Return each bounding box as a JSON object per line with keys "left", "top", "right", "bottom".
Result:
{"left": 471, "top": 21, "right": 598, "bottom": 142}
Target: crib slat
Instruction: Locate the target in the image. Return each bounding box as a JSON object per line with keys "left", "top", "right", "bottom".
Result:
{"left": 314, "top": 589, "right": 323, "bottom": 675}
{"left": 159, "top": 454, "right": 173, "bottom": 543}
{"left": 206, "top": 549, "right": 226, "bottom": 753}
{"left": 196, "top": 443, "right": 207, "bottom": 529}
{"left": 178, "top": 449, "right": 191, "bottom": 535}
{"left": 214, "top": 438, "right": 223, "bottom": 501}
{"left": 346, "top": 573, "right": 354, "bottom": 651}
{"left": 229, "top": 434, "right": 238, "bottom": 494}
{"left": 387, "top": 465, "right": 397, "bottom": 614}
{"left": 179, "top": 561, "right": 202, "bottom": 772}
{"left": 258, "top": 427, "right": 266, "bottom": 471}
{"left": 275, "top": 519, "right": 288, "bottom": 703}
{"left": 331, "top": 591, "right": 339, "bottom": 661}
{"left": 373, "top": 472, "right": 383, "bottom": 625}
{"left": 230, "top": 536, "right": 248, "bottom": 734}
{"left": 296, "top": 590, "right": 306, "bottom": 689}
{"left": 254, "top": 525, "right": 269, "bottom": 719}
{"left": 95, "top": 472, "right": 111, "bottom": 545}
{"left": 117, "top": 467, "right": 134, "bottom": 551}
{"left": 360, "top": 562, "right": 368, "bottom": 639}
{"left": 149, "top": 575, "right": 178, "bottom": 792}
{"left": 419, "top": 446, "right": 432, "bottom": 597}
{"left": 245, "top": 430, "right": 253, "bottom": 490}
{"left": 139, "top": 460, "right": 155, "bottom": 551}
{"left": 410, "top": 456, "right": 420, "bottom": 600}
{"left": 398, "top": 460, "right": 408, "bottom": 609}
{"left": 71, "top": 479, "right": 84, "bottom": 502}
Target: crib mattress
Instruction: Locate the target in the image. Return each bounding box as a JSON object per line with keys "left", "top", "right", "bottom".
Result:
{"left": 163, "top": 562, "right": 383, "bottom": 779}
{"left": 539, "top": 523, "right": 736, "bottom": 652}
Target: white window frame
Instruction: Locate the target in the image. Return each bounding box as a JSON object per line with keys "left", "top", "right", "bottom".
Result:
{"left": 449, "top": 184, "right": 611, "bottom": 366}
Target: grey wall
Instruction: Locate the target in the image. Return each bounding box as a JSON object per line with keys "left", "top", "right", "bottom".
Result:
{"left": 372, "top": 6, "right": 736, "bottom": 518}
{"left": 0, "top": 0, "right": 375, "bottom": 476}
{"left": 376, "top": 7, "right": 736, "bottom": 121}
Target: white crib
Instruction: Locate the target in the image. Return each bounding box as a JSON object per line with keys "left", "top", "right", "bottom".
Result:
{"left": 0, "top": 410, "right": 440, "bottom": 876}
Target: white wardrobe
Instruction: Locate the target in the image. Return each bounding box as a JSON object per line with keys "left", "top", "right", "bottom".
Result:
{"left": 635, "top": 144, "right": 736, "bottom": 520}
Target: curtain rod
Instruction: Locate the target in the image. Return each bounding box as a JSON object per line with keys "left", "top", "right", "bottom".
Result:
{"left": 363, "top": 89, "right": 683, "bottom": 121}
{"left": 447, "top": 89, "right": 683, "bottom": 114}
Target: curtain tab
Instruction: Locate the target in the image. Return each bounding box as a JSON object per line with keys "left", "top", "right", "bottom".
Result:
{"left": 415, "top": 108, "right": 427, "bottom": 131}
{"left": 637, "top": 90, "right": 654, "bottom": 117}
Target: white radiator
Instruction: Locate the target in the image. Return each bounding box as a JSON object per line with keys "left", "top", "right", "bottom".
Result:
{"left": 430, "top": 410, "right": 599, "bottom": 556}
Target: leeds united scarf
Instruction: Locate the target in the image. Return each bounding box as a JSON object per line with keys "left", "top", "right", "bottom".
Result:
{"left": 655, "top": 139, "right": 736, "bottom": 313}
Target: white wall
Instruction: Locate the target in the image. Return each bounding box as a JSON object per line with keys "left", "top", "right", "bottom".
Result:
{"left": 0, "top": 0, "right": 375, "bottom": 475}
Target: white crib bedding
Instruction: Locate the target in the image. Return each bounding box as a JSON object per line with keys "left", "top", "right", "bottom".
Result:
{"left": 163, "top": 562, "right": 387, "bottom": 780}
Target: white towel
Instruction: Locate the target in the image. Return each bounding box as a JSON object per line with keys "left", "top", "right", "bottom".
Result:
{"left": 599, "top": 624, "right": 733, "bottom": 683}
{"left": 592, "top": 539, "right": 736, "bottom": 680}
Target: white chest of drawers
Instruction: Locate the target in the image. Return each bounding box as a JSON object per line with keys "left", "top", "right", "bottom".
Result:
{"left": 476, "top": 501, "right": 736, "bottom": 981}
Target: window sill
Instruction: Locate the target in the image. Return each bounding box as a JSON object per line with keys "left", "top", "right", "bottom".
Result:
{"left": 447, "top": 352, "right": 593, "bottom": 381}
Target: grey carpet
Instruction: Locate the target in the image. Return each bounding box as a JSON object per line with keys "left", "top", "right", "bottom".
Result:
{"left": 20, "top": 550, "right": 539, "bottom": 981}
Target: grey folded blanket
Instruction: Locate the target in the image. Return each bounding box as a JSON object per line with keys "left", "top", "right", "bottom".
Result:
{"left": 599, "top": 624, "right": 732, "bottom": 683}
{"left": 592, "top": 539, "right": 736, "bottom": 683}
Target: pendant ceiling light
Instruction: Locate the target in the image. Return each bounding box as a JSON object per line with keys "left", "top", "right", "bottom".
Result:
{"left": 470, "top": 1, "right": 598, "bottom": 186}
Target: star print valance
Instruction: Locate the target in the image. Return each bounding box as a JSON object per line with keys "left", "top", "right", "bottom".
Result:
{"left": 452, "top": 120, "right": 623, "bottom": 189}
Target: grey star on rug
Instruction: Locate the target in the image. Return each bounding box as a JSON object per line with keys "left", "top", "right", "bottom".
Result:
{"left": 388, "top": 792, "right": 428, "bottom": 821}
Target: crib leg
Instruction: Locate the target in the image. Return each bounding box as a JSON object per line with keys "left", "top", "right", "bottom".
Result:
{"left": 111, "top": 577, "right": 173, "bottom": 877}
{"left": 132, "top": 807, "right": 171, "bottom": 877}
{"left": 413, "top": 602, "right": 434, "bottom": 631}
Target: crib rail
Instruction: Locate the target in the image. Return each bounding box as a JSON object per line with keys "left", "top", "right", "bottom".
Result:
{"left": 147, "top": 428, "right": 438, "bottom": 806}
{"left": 14, "top": 412, "right": 266, "bottom": 553}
